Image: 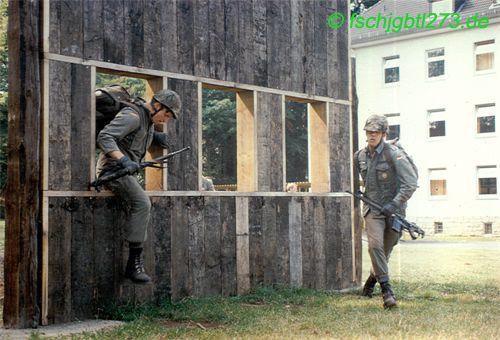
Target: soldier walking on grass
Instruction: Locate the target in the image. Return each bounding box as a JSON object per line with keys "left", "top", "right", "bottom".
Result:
{"left": 354, "top": 115, "right": 418, "bottom": 308}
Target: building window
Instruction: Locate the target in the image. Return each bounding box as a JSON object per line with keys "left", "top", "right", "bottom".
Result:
{"left": 428, "top": 109, "right": 446, "bottom": 137}
{"left": 477, "top": 166, "right": 497, "bottom": 195}
{"left": 429, "top": 168, "right": 447, "bottom": 196}
{"left": 434, "top": 222, "right": 443, "bottom": 234}
{"left": 385, "top": 113, "right": 400, "bottom": 140}
{"left": 383, "top": 56, "right": 400, "bottom": 83}
{"left": 476, "top": 104, "right": 496, "bottom": 134}
{"left": 484, "top": 222, "right": 493, "bottom": 234}
{"left": 427, "top": 48, "right": 445, "bottom": 78}
{"left": 475, "top": 40, "right": 495, "bottom": 72}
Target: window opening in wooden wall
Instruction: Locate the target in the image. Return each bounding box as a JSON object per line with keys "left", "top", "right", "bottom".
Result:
{"left": 95, "top": 71, "right": 166, "bottom": 190}
{"left": 202, "top": 87, "right": 237, "bottom": 191}
{"left": 285, "top": 100, "right": 309, "bottom": 192}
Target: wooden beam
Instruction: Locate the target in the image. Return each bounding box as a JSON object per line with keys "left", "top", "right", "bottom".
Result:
{"left": 309, "top": 102, "right": 330, "bottom": 192}
{"left": 144, "top": 77, "right": 168, "bottom": 190}
{"left": 236, "top": 197, "right": 250, "bottom": 294}
{"left": 236, "top": 91, "right": 256, "bottom": 191}
{"left": 4, "top": 0, "right": 42, "bottom": 328}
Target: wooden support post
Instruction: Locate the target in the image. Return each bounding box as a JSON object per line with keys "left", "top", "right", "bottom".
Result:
{"left": 309, "top": 102, "right": 330, "bottom": 192}
{"left": 145, "top": 77, "right": 168, "bottom": 190}
{"left": 235, "top": 197, "right": 250, "bottom": 294}
{"left": 4, "top": 0, "right": 42, "bottom": 328}
{"left": 236, "top": 91, "right": 256, "bottom": 191}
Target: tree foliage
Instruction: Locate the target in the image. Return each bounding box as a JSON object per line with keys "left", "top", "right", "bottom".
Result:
{"left": 95, "top": 73, "right": 146, "bottom": 97}
{"left": 285, "top": 101, "right": 308, "bottom": 183}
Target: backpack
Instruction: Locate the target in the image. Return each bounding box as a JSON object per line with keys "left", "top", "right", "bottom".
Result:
{"left": 384, "top": 138, "right": 419, "bottom": 179}
{"left": 95, "top": 84, "right": 144, "bottom": 138}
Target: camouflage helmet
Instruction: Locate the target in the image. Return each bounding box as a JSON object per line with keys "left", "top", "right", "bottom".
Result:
{"left": 153, "top": 89, "right": 181, "bottom": 119}
{"left": 363, "top": 114, "right": 388, "bottom": 133}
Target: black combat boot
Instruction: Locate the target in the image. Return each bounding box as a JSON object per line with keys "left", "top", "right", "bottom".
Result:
{"left": 380, "top": 282, "right": 397, "bottom": 309}
{"left": 125, "top": 247, "right": 152, "bottom": 284}
{"left": 361, "top": 274, "right": 377, "bottom": 298}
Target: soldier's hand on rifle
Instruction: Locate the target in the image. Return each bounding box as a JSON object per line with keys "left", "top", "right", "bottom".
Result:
{"left": 381, "top": 201, "right": 399, "bottom": 217}
{"left": 118, "top": 156, "right": 141, "bottom": 175}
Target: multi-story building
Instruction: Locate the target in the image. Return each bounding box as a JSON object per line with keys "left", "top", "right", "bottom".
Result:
{"left": 352, "top": 0, "right": 500, "bottom": 235}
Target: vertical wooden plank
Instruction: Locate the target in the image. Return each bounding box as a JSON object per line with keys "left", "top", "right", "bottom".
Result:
{"left": 336, "top": 0, "right": 350, "bottom": 100}
{"left": 301, "top": 196, "right": 314, "bottom": 288}
{"left": 209, "top": 0, "right": 225, "bottom": 79}
{"left": 124, "top": 0, "right": 145, "bottom": 67}
{"left": 257, "top": 92, "right": 284, "bottom": 192}
{"left": 224, "top": 0, "right": 239, "bottom": 82}
{"left": 83, "top": 0, "right": 103, "bottom": 61}
{"left": 177, "top": 0, "right": 195, "bottom": 75}
{"left": 329, "top": 103, "right": 351, "bottom": 192}
{"left": 144, "top": 0, "right": 163, "bottom": 70}
{"left": 236, "top": 91, "right": 256, "bottom": 191}
{"left": 326, "top": 0, "right": 339, "bottom": 99}
{"left": 189, "top": 196, "right": 206, "bottom": 296}
{"left": 288, "top": 197, "right": 302, "bottom": 288}
{"left": 252, "top": 0, "right": 267, "bottom": 87}
{"left": 161, "top": 0, "right": 179, "bottom": 72}
{"left": 237, "top": 0, "right": 254, "bottom": 85}
{"left": 193, "top": 0, "right": 210, "bottom": 77}
{"left": 340, "top": 197, "right": 355, "bottom": 289}
{"left": 71, "top": 198, "right": 94, "bottom": 320}
{"left": 151, "top": 197, "right": 172, "bottom": 301}
{"left": 167, "top": 79, "right": 199, "bottom": 191}
{"left": 170, "top": 196, "right": 190, "bottom": 300}
{"left": 266, "top": 0, "right": 291, "bottom": 90}
{"left": 261, "top": 197, "right": 277, "bottom": 285}
{"left": 309, "top": 102, "right": 330, "bottom": 192}
{"left": 204, "top": 196, "right": 222, "bottom": 295}
{"left": 303, "top": 0, "right": 315, "bottom": 95}
{"left": 47, "top": 198, "right": 72, "bottom": 324}
{"left": 236, "top": 197, "right": 250, "bottom": 294}
{"left": 313, "top": 0, "right": 328, "bottom": 96}
{"left": 4, "top": 0, "right": 42, "bottom": 327}
{"left": 290, "top": 0, "right": 305, "bottom": 93}
{"left": 60, "top": 0, "right": 83, "bottom": 58}
{"left": 275, "top": 197, "right": 290, "bottom": 285}
{"left": 49, "top": 0, "right": 61, "bottom": 54}
{"left": 313, "top": 197, "right": 326, "bottom": 289}
{"left": 145, "top": 77, "right": 167, "bottom": 191}
{"left": 248, "top": 197, "right": 263, "bottom": 287}
{"left": 48, "top": 60, "right": 71, "bottom": 191}
{"left": 103, "top": 0, "right": 125, "bottom": 64}
{"left": 93, "top": 197, "right": 121, "bottom": 312}
{"left": 220, "top": 197, "right": 237, "bottom": 295}
{"left": 325, "top": 198, "right": 340, "bottom": 290}
{"left": 70, "top": 64, "right": 92, "bottom": 191}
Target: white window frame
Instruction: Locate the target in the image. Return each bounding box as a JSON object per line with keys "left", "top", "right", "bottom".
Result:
{"left": 426, "top": 48, "right": 445, "bottom": 79}
{"left": 429, "top": 168, "right": 447, "bottom": 198}
{"left": 384, "top": 113, "right": 401, "bottom": 140}
{"left": 474, "top": 40, "right": 495, "bottom": 73}
{"left": 475, "top": 104, "right": 496, "bottom": 136}
{"left": 427, "top": 109, "right": 446, "bottom": 139}
{"left": 477, "top": 165, "right": 498, "bottom": 198}
{"left": 383, "top": 55, "right": 400, "bottom": 85}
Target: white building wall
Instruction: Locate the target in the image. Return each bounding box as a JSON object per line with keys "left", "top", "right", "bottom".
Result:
{"left": 353, "top": 23, "right": 500, "bottom": 235}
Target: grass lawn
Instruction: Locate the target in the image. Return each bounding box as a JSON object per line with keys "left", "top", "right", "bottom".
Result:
{"left": 25, "top": 235, "right": 500, "bottom": 340}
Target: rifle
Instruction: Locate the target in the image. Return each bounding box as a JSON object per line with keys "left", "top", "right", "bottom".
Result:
{"left": 90, "top": 146, "right": 191, "bottom": 191}
{"left": 346, "top": 190, "right": 425, "bottom": 240}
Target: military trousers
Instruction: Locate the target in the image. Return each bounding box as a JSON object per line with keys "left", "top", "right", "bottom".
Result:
{"left": 106, "top": 175, "right": 151, "bottom": 244}
{"left": 364, "top": 210, "right": 401, "bottom": 283}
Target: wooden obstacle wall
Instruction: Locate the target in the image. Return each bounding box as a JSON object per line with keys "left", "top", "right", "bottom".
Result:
{"left": 4, "top": 0, "right": 357, "bottom": 327}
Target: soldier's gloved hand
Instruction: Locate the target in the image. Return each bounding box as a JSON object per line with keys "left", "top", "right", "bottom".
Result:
{"left": 381, "top": 201, "right": 399, "bottom": 217}
{"left": 118, "top": 156, "right": 141, "bottom": 175}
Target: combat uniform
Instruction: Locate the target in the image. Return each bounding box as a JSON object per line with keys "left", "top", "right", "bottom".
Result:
{"left": 97, "top": 105, "right": 170, "bottom": 243}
